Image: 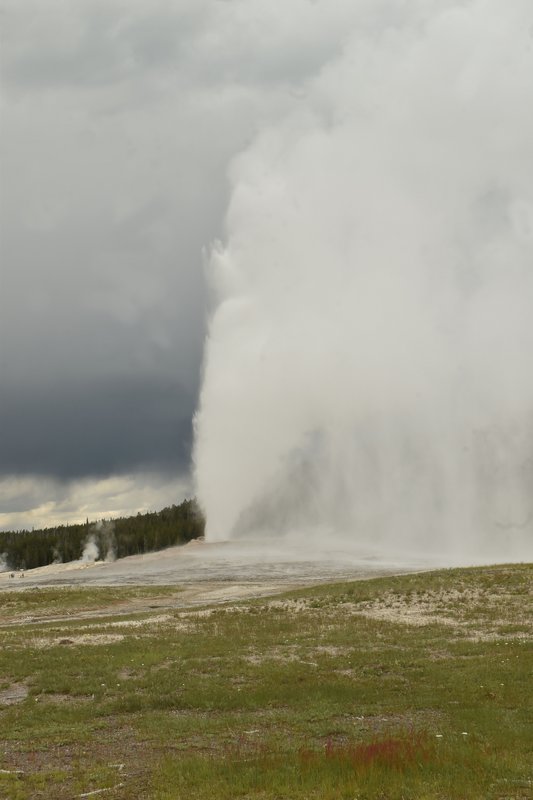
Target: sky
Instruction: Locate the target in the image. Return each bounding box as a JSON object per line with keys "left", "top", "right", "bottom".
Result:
{"left": 1, "top": 1, "right": 532, "bottom": 557}
{"left": 0, "top": 0, "right": 357, "bottom": 530}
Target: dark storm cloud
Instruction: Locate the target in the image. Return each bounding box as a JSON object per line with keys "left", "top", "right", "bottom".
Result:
{"left": 0, "top": 156, "right": 209, "bottom": 482}
{"left": 0, "top": 373, "right": 194, "bottom": 479}
{"left": 0, "top": 2, "right": 234, "bottom": 487}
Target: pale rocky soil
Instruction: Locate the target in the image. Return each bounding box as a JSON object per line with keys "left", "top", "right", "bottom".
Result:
{"left": 260, "top": 582, "right": 532, "bottom": 642}
{"left": 349, "top": 586, "right": 532, "bottom": 640}
{"left": 3, "top": 572, "right": 528, "bottom": 668}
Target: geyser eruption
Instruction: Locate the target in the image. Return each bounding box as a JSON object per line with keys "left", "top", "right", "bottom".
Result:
{"left": 194, "top": 1, "right": 533, "bottom": 560}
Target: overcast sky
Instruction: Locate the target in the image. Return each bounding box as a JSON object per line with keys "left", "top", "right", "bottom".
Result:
{"left": 0, "top": 0, "right": 358, "bottom": 530}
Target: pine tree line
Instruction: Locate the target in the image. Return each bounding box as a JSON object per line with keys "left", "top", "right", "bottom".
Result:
{"left": 0, "top": 499, "right": 205, "bottom": 572}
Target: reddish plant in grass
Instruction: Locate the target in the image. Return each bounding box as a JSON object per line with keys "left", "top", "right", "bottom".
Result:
{"left": 299, "top": 733, "right": 432, "bottom": 773}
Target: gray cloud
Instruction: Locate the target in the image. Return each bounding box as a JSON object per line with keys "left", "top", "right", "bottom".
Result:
{"left": 0, "top": 0, "right": 360, "bottom": 93}
{"left": 0, "top": 1, "right": 202, "bottom": 89}
{"left": 0, "top": 471, "right": 192, "bottom": 531}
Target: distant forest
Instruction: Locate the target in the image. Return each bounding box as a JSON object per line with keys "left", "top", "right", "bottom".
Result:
{"left": 0, "top": 499, "right": 205, "bottom": 572}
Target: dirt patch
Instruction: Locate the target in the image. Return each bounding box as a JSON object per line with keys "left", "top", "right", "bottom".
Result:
{"left": 0, "top": 722, "right": 154, "bottom": 800}
{"left": 312, "top": 644, "right": 350, "bottom": 657}
{"left": 355, "top": 604, "right": 459, "bottom": 628}
{"left": 117, "top": 668, "right": 137, "bottom": 681}
{"left": 332, "top": 709, "right": 443, "bottom": 735}
{"left": 29, "top": 633, "right": 125, "bottom": 649}
{"left": 0, "top": 683, "right": 28, "bottom": 705}
{"left": 264, "top": 599, "right": 310, "bottom": 613}
{"left": 77, "top": 614, "right": 174, "bottom": 631}
{"left": 35, "top": 693, "right": 93, "bottom": 705}
{"left": 243, "top": 642, "right": 351, "bottom": 666}
{"left": 89, "top": 613, "right": 172, "bottom": 629}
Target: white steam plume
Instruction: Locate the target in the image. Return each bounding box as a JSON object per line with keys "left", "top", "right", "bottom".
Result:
{"left": 80, "top": 520, "right": 116, "bottom": 563}
{"left": 80, "top": 534, "right": 99, "bottom": 563}
{"left": 194, "top": 0, "right": 533, "bottom": 561}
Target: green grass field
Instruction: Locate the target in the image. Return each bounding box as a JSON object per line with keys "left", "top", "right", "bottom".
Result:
{"left": 1, "top": 564, "right": 531, "bottom": 799}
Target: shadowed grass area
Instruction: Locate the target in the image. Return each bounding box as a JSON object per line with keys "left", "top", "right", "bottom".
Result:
{"left": 0, "top": 564, "right": 531, "bottom": 799}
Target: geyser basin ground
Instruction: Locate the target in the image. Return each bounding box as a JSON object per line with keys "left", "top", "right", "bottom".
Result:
{"left": 0, "top": 538, "right": 462, "bottom": 596}
{"left": 0, "top": 563, "right": 531, "bottom": 799}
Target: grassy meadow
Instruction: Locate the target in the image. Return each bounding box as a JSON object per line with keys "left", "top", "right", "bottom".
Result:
{"left": 0, "top": 564, "right": 531, "bottom": 799}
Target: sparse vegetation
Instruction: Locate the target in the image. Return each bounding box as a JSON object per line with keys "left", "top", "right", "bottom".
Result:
{"left": 0, "top": 585, "right": 183, "bottom": 623}
{"left": 0, "top": 564, "right": 531, "bottom": 798}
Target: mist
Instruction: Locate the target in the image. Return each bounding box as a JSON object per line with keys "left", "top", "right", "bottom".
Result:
{"left": 194, "top": 0, "right": 533, "bottom": 562}
{"left": 80, "top": 521, "right": 117, "bottom": 563}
